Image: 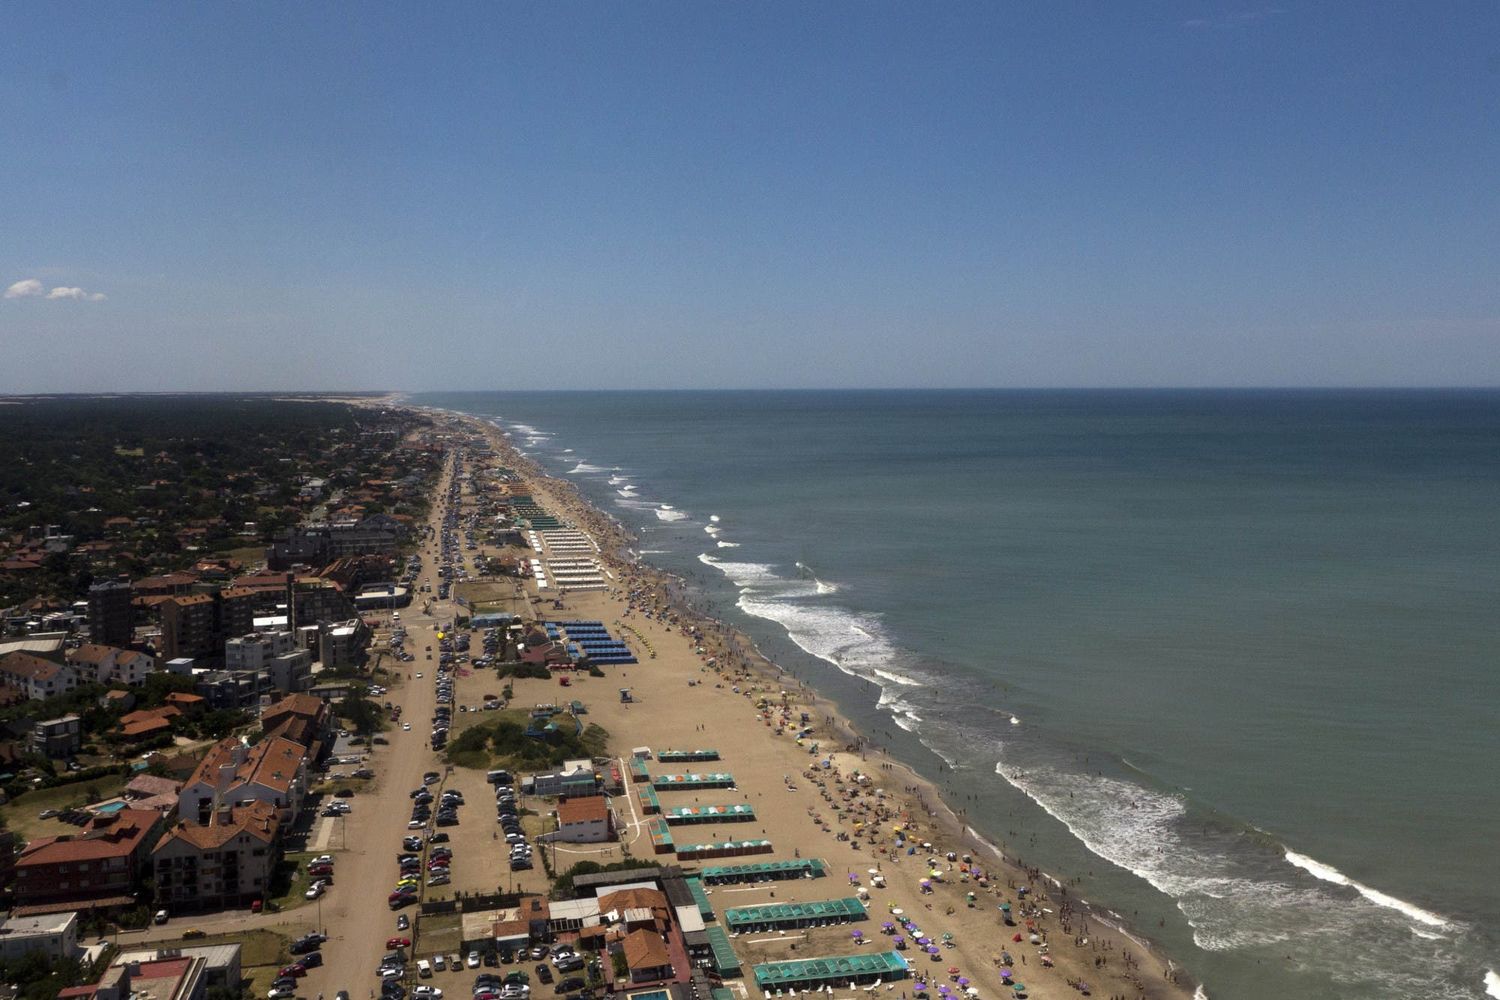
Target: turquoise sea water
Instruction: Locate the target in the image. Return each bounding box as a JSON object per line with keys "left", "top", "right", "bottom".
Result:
{"left": 415, "top": 390, "right": 1500, "bottom": 1000}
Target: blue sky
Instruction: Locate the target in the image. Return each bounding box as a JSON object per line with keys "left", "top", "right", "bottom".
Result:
{"left": 2, "top": 3, "right": 1497, "bottom": 391}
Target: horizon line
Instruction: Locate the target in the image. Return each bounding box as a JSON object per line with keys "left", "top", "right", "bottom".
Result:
{"left": 6, "top": 385, "right": 1500, "bottom": 399}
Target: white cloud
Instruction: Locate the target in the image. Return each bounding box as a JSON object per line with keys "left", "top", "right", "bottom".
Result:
{"left": 4, "top": 278, "right": 106, "bottom": 301}
{"left": 45, "top": 286, "right": 107, "bottom": 301}
{"left": 4, "top": 278, "right": 44, "bottom": 299}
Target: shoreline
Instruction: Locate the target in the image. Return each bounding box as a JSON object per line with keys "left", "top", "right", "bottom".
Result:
{"left": 414, "top": 400, "right": 1198, "bottom": 1000}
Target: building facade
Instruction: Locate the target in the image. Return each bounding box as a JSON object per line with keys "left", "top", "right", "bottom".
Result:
{"left": 13, "top": 808, "right": 163, "bottom": 913}
{"left": 152, "top": 802, "right": 281, "bottom": 911}
{"left": 68, "top": 644, "right": 156, "bottom": 686}
{"left": 87, "top": 579, "right": 134, "bottom": 648}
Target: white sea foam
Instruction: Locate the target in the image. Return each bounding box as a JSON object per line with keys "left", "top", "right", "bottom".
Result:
{"left": 716, "top": 541, "right": 741, "bottom": 548}
{"left": 617, "top": 487, "right": 639, "bottom": 497}
{"left": 608, "top": 476, "right": 626, "bottom": 486}
{"left": 983, "top": 757, "right": 1478, "bottom": 999}
{"left": 1010, "top": 715, "right": 1020, "bottom": 725}
{"left": 737, "top": 593, "right": 895, "bottom": 680}
{"left": 655, "top": 507, "right": 689, "bottom": 522}
{"left": 567, "top": 462, "right": 607, "bottom": 474}
{"left": 1283, "top": 850, "right": 1449, "bottom": 928}
{"left": 697, "top": 554, "right": 782, "bottom": 588}
{"left": 710, "top": 515, "right": 721, "bottom": 523}
{"left": 704, "top": 525, "right": 721, "bottom": 536}
{"left": 1484, "top": 969, "right": 1500, "bottom": 999}
{"left": 562, "top": 448, "right": 573, "bottom": 453}
{"left": 1193, "top": 987, "right": 1209, "bottom": 1000}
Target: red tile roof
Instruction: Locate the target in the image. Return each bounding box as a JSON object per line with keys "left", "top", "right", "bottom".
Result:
{"left": 558, "top": 796, "right": 610, "bottom": 826}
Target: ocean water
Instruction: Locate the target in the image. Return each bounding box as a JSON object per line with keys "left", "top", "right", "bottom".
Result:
{"left": 414, "top": 389, "right": 1500, "bottom": 1000}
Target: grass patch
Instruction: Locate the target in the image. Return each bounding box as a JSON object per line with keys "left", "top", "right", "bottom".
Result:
{"left": 224, "top": 546, "right": 268, "bottom": 567}
{"left": 177, "top": 928, "right": 289, "bottom": 995}
{"left": 442, "top": 711, "right": 608, "bottom": 772}
{"left": 265, "top": 852, "right": 318, "bottom": 913}
{"left": 416, "top": 912, "right": 463, "bottom": 956}
{"left": 0, "top": 776, "right": 129, "bottom": 842}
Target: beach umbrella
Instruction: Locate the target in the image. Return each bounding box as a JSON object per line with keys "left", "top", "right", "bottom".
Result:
{"left": 999, "top": 903, "right": 1011, "bottom": 911}
{"left": 943, "top": 933, "right": 954, "bottom": 942}
{"left": 1009, "top": 986, "right": 1024, "bottom": 994}
{"left": 852, "top": 930, "right": 864, "bottom": 940}
{"left": 997, "top": 970, "right": 1012, "bottom": 980}
{"left": 957, "top": 979, "right": 969, "bottom": 988}
{"left": 965, "top": 989, "right": 979, "bottom": 997}
{"left": 927, "top": 947, "right": 940, "bottom": 956}
{"left": 1011, "top": 934, "right": 1022, "bottom": 942}
{"left": 892, "top": 908, "right": 904, "bottom": 916}
{"left": 948, "top": 968, "right": 960, "bottom": 976}
{"left": 882, "top": 922, "right": 895, "bottom": 931}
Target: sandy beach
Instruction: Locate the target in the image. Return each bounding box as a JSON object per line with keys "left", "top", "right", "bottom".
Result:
{"left": 422, "top": 404, "right": 1198, "bottom": 1000}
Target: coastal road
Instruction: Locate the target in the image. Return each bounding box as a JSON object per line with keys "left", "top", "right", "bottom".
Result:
{"left": 296, "top": 453, "right": 455, "bottom": 1000}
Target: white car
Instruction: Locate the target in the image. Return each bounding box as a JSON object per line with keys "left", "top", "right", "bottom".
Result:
{"left": 416, "top": 672, "right": 423, "bottom": 678}
{"left": 466, "top": 951, "right": 480, "bottom": 969}
{"left": 403, "top": 723, "right": 413, "bottom": 731}
{"left": 412, "top": 989, "right": 443, "bottom": 1000}
{"left": 304, "top": 881, "right": 326, "bottom": 900}
{"left": 311, "top": 855, "right": 334, "bottom": 866}
{"left": 268, "top": 988, "right": 297, "bottom": 1000}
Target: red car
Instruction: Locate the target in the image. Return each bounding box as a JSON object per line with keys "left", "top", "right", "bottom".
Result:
{"left": 386, "top": 937, "right": 412, "bottom": 949}
{"left": 278, "top": 965, "right": 307, "bottom": 979}
{"left": 308, "top": 864, "right": 334, "bottom": 878}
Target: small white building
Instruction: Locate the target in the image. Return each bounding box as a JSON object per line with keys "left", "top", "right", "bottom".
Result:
{"left": 529, "top": 759, "right": 598, "bottom": 798}
{"left": 0, "top": 911, "right": 79, "bottom": 961}
{"left": 546, "top": 795, "right": 615, "bottom": 843}
{"left": 225, "top": 631, "right": 311, "bottom": 692}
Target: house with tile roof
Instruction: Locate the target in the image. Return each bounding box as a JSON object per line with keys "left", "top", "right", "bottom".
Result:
{"left": 621, "top": 927, "right": 675, "bottom": 983}
{"left": 258, "top": 693, "right": 331, "bottom": 754}
{"left": 67, "top": 644, "right": 156, "bottom": 686}
{"left": 115, "top": 706, "right": 182, "bottom": 741}
{"left": 13, "top": 808, "right": 163, "bottom": 914}
{"left": 552, "top": 795, "right": 616, "bottom": 843}
{"left": 0, "top": 651, "right": 78, "bottom": 701}
{"left": 123, "top": 774, "right": 184, "bottom": 814}
{"left": 178, "top": 737, "right": 309, "bottom": 824}
{"left": 152, "top": 801, "right": 281, "bottom": 911}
